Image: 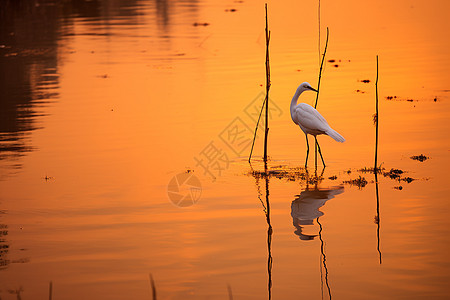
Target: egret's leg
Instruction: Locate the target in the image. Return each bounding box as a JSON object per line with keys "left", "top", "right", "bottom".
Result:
{"left": 315, "top": 137, "right": 326, "bottom": 167}
{"left": 305, "top": 134, "right": 309, "bottom": 169}
{"left": 314, "top": 139, "right": 318, "bottom": 170}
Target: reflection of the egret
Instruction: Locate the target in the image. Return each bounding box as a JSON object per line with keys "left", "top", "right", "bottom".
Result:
{"left": 291, "top": 186, "right": 343, "bottom": 240}
{"left": 291, "top": 185, "right": 343, "bottom": 300}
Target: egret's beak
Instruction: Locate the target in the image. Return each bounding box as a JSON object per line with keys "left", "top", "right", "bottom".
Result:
{"left": 308, "top": 86, "right": 318, "bottom": 92}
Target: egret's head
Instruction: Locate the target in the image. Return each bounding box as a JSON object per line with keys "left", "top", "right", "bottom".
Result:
{"left": 299, "top": 82, "right": 318, "bottom": 93}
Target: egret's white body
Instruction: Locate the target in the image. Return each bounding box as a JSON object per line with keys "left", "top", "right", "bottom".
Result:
{"left": 290, "top": 82, "right": 345, "bottom": 167}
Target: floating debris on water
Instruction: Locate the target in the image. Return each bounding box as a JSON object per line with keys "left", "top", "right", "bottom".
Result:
{"left": 385, "top": 96, "right": 419, "bottom": 102}
{"left": 43, "top": 175, "right": 54, "bottom": 182}
{"left": 356, "top": 89, "right": 366, "bottom": 94}
{"left": 356, "top": 166, "right": 415, "bottom": 184}
{"left": 193, "top": 22, "right": 210, "bottom": 26}
{"left": 384, "top": 168, "right": 404, "bottom": 180}
{"left": 411, "top": 154, "right": 429, "bottom": 162}
{"left": 248, "top": 165, "right": 307, "bottom": 182}
{"left": 225, "top": 8, "right": 237, "bottom": 12}
{"left": 327, "top": 59, "right": 350, "bottom": 67}
{"left": 402, "top": 177, "right": 415, "bottom": 183}
{"left": 358, "top": 167, "right": 384, "bottom": 174}
{"left": 343, "top": 176, "right": 368, "bottom": 188}
{"left": 247, "top": 165, "right": 328, "bottom": 185}
{"left": 328, "top": 175, "right": 337, "bottom": 180}
{"left": 388, "top": 168, "right": 403, "bottom": 175}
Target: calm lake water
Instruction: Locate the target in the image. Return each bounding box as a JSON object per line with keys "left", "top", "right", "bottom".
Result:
{"left": 1, "top": 0, "right": 449, "bottom": 299}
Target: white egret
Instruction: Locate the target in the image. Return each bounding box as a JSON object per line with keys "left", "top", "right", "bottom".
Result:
{"left": 290, "top": 82, "right": 345, "bottom": 168}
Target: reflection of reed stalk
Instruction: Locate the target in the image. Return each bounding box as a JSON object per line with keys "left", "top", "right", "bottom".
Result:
{"left": 265, "top": 175, "right": 273, "bottom": 300}
{"left": 317, "top": 218, "right": 332, "bottom": 300}
{"left": 375, "top": 172, "right": 382, "bottom": 264}
{"left": 263, "top": 3, "right": 271, "bottom": 168}
{"left": 374, "top": 56, "right": 379, "bottom": 170}
{"left": 251, "top": 170, "right": 272, "bottom": 300}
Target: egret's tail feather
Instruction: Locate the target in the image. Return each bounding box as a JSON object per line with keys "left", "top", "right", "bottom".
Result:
{"left": 326, "top": 129, "right": 345, "bottom": 143}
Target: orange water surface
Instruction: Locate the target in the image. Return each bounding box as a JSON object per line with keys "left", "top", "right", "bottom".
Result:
{"left": 0, "top": 0, "right": 449, "bottom": 299}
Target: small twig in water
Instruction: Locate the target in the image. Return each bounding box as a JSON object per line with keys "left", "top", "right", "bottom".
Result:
{"left": 248, "top": 98, "right": 265, "bottom": 163}
{"left": 227, "top": 284, "right": 233, "bottom": 300}
{"left": 49, "top": 281, "right": 53, "bottom": 300}
{"left": 149, "top": 274, "right": 157, "bottom": 300}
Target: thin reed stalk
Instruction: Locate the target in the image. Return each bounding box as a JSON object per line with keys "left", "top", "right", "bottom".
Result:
{"left": 314, "top": 27, "right": 329, "bottom": 109}
{"left": 248, "top": 3, "right": 271, "bottom": 165}
{"left": 318, "top": 218, "right": 332, "bottom": 299}
{"left": 318, "top": 0, "right": 321, "bottom": 65}
{"left": 374, "top": 56, "right": 379, "bottom": 170}
{"left": 263, "top": 3, "right": 271, "bottom": 167}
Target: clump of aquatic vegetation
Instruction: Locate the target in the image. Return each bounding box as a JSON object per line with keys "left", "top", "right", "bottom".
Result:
{"left": 410, "top": 154, "right": 429, "bottom": 162}
{"left": 247, "top": 164, "right": 328, "bottom": 186}
{"left": 249, "top": 165, "right": 308, "bottom": 182}
{"left": 358, "top": 166, "right": 384, "bottom": 174}
{"left": 357, "top": 167, "right": 415, "bottom": 183}
{"left": 247, "top": 164, "right": 416, "bottom": 189}
{"left": 343, "top": 175, "right": 368, "bottom": 189}
{"left": 339, "top": 165, "right": 416, "bottom": 190}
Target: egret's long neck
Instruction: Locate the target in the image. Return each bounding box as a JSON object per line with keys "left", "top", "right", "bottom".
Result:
{"left": 290, "top": 88, "right": 303, "bottom": 116}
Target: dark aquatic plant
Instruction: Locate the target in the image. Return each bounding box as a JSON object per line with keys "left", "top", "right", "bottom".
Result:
{"left": 410, "top": 154, "right": 429, "bottom": 162}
